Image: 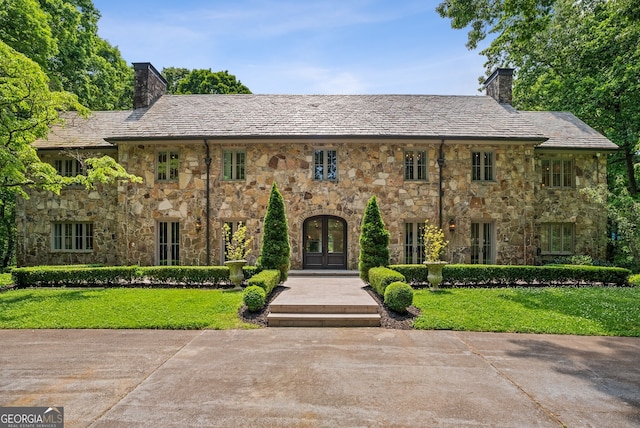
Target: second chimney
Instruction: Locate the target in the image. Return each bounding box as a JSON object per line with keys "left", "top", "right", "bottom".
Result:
{"left": 484, "top": 68, "right": 514, "bottom": 105}
{"left": 133, "top": 62, "right": 167, "bottom": 109}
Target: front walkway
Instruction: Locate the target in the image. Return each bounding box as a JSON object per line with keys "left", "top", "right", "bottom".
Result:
{"left": 267, "top": 273, "right": 381, "bottom": 326}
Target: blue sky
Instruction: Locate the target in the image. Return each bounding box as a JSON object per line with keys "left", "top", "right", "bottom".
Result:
{"left": 92, "top": 0, "right": 489, "bottom": 95}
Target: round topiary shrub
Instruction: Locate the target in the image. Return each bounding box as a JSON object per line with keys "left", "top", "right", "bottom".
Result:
{"left": 384, "top": 281, "right": 413, "bottom": 313}
{"left": 243, "top": 285, "right": 266, "bottom": 312}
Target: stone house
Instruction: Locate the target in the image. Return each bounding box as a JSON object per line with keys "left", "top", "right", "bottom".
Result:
{"left": 16, "top": 63, "right": 618, "bottom": 269}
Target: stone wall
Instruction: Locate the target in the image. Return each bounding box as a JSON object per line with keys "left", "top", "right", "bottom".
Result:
{"left": 17, "top": 140, "right": 609, "bottom": 268}
{"left": 16, "top": 151, "right": 119, "bottom": 266}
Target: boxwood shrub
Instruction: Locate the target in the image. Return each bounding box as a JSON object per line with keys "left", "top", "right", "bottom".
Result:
{"left": 388, "top": 264, "right": 631, "bottom": 287}
{"left": 246, "top": 269, "right": 281, "bottom": 294}
{"left": 243, "top": 285, "right": 267, "bottom": 312}
{"left": 369, "top": 266, "right": 405, "bottom": 296}
{"left": 11, "top": 265, "right": 259, "bottom": 288}
{"left": 383, "top": 281, "right": 414, "bottom": 313}
{"left": 12, "top": 265, "right": 139, "bottom": 288}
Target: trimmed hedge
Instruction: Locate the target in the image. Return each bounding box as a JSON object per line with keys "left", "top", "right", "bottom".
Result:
{"left": 12, "top": 265, "right": 139, "bottom": 288}
{"left": 11, "top": 265, "right": 264, "bottom": 288}
{"left": 384, "top": 281, "right": 414, "bottom": 313}
{"left": 369, "top": 266, "right": 405, "bottom": 296}
{"left": 246, "top": 269, "right": 281, "bottom": 294}
{"left": 389, "top": 264, "right": 631, "bottom": 287}
{"left": 243, "top": 286, "right": 267, "bottom": 312}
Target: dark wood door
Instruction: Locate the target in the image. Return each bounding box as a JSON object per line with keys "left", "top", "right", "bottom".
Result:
{"left": 303, "top": 216, "right": 347, "bottom": 269}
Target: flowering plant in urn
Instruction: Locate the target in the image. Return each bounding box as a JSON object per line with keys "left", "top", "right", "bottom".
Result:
{"left": 422, "top": 219, "right": 448, "bottom": 290}
{"left": 223, "top": 222, "right": 253, "bottom": 288}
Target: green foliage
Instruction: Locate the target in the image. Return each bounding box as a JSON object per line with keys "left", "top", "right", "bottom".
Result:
{"left": 173, "top": 69, "right": 251, "bottom": 95}
{"left": 1, "top": 0, "right": 133, "bottom": 110}
{"left": 368, "top": 266, "right": 405, "bottom": 296}
{"left": 0, "top": 41, "right": 86, "bottom": 194}
{"left": 258, "top": 183, "right": 291, "bottom": 280}
{"left": 384, "top": 281, "right": 414, "bottom": 313}
{"left": 0, "top": 287, "right": 253, "bottom": 329}
{"left": 389, "top": 264, "right": 429, "bottom": 285}
{"left": 0, "top": 189, "right": 16, "bottom": 269}
{"left": 392, "top": 263, "right": 631, "bottom": 287}
{"left": 629, "top": 274, "right": 640, "bottom": 287}
{"left": 358, "top": 195, "right": 390, "bottom": 281}
{"left": 246, "top": 269, "right": 281, "bottom": 295}
{"left": 11, "top": 265, "right": 237, "bottom": 288}
{"left": 422, "top": 220, "right": 448, "bottom": 262}
{"left": 223, "top": 222, "right": 253, "bottom": 261}
{"left": 243, "top": 285, "right": 267, "bottom": 312}
{"left": 0, "top": 272, "right": 12, "bottom": 287}
{"left": 413, "top": 287, "right": 640, "bottom": 336}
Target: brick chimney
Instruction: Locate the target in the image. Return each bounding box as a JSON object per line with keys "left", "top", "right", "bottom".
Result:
{"left": 484, "top": 68, "right": 514, "bottom": 105}
{"left": 133, "top": 62, "right": 167, "bottom": 109}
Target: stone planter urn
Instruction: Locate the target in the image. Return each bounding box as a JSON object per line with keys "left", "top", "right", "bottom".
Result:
{"left": 424, "top": 261, "right": 448, "bottom": 291}
{"left": 224, "top": 260, "right": 247, "bottom": 289}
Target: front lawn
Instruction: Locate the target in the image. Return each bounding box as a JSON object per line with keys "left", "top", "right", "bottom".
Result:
{"left": 413, "top": 287, "right": 640, "bottom": 336}
{"left": 0, "top": 287, "right": 256, "bottom": 329}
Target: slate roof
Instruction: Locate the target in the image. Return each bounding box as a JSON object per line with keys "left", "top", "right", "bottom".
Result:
{"left": 108, "top": 94, "right": 546, "bottom": 141}
{"left": 518, "top": 111, "right": 618, "bottom": 151}
{"left": 37, "top": 111, "right": 129, "bottom": 149}
{"left": 35, "top": 94, "right": 618, "bottom": 151}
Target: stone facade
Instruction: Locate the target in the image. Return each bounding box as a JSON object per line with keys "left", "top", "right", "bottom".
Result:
{"left": 17, "top": 65, "right": 616, "bottom": 269}
{"left": 16, "top": 150, "right": 120, "bottom": 266}
{"left": 16, "top": 138, "right": 609, "bottom": 268}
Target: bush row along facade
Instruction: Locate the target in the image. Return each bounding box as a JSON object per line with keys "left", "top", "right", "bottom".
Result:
{"left": 17, "top": 64, "right": 618, "bottom": 269}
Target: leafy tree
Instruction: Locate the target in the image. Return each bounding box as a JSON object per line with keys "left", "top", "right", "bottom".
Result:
{"left": 162, "top": 67, "right": 191, "bottom": 95}
{"left": 0, "top": 0, "right": 133, "bottom": 110}
{"left": 0, "top": 0, "right": 57, "bottom": 67}
{"left": 175, "top": 69, "right": 251, "bottom": 95}
{"left": 0, "top": 188, "right": 16, "bottom": 269}
{"left": 359, "top": 195, "right": 390, "bottom": 281}
{"left": 258, "top": 183, "right": 290, "bottom": 280}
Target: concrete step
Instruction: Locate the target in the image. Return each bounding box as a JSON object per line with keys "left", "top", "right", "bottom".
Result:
{"left": 269, "top": 303, "right": 379, "bottom": 314}
{"left": 288, "top": 270, "right": 360, "bottom": 277}
{"left": 267, "top": 312, "right": 381, "bottom": 327}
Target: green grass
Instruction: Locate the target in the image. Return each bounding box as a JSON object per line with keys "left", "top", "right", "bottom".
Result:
{"left": 413, "top": 287, "right": 640, "bottom": 336}
{"left": 0, "top": 287, "right": 257, "bottom": 329}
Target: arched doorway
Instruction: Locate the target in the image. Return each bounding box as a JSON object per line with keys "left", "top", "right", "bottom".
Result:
{"left": 303, "top": 216, "right": 347, "bottom": 269}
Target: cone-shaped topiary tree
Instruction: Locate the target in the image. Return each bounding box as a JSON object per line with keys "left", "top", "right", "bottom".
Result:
{"left": 359, "top": 195, "right": 390, "bottom": 282}
{"left": 258, "top": 183, "right": 291, "bottom": 280}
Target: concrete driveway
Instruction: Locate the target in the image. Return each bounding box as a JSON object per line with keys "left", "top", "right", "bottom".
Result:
{"left": 0, "top": 329, "right": 638, "bottom": 427}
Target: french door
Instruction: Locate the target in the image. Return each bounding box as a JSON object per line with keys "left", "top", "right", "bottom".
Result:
{"left": 303, "top": 216, "right": 347, "bottom": 269}
{"left": 471, "top": 222, "right": 494, "bottom": 264}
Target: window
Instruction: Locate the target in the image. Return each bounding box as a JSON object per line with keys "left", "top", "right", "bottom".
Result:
{"left": 54, "top": 159, "right": 82, "bottom": 177}
{"left": 223, "top": 150, "right": 245, "bottom": 180}
{"left": 472, "top": 151, "right": 494, "bottom": 181}
{"left": 314, "top": 149, "right": 337, "bottom": 181}
{"left": 404, "top": 222, "right": 425, "bottom": 264}
{"left": 542, "top": 159, "right": 574, "bottom": 188}
{"left": 540, "top": 223, "right": 574, "bottom": 254}
{"left": 52, "top": 222, "right": 93, "bottom": 251}
{"left": 157, "top": 151, "right": 179, "bottom": 181}
{"left": 404, "top": 150, "right": 427, "bottom": 181}
{"left": 158, "top": 221, "right": 180, "bottom": 265}
{"left": 471, "top": 222, "right": 494, "bottom": 264}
